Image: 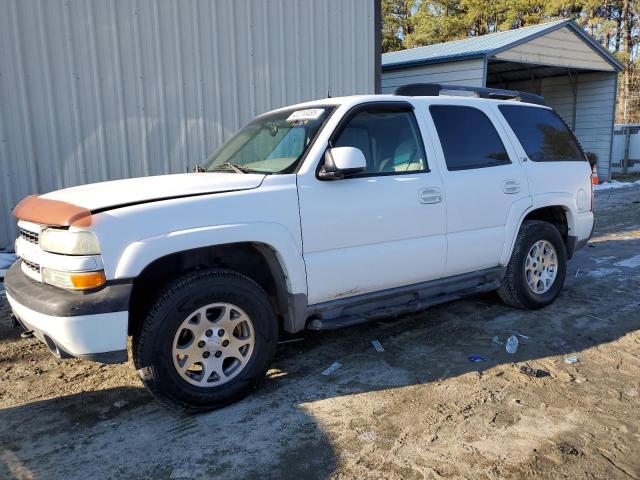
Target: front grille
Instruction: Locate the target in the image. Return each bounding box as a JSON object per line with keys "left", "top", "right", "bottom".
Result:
{"left": 22, "top": 258, "right": 41, "bottom": 274}
{"left": 20, "top": 228, "right": 40, "bottom": 245}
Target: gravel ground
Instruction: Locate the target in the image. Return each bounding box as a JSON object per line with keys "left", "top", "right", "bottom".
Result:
{"left": 1, "top": 187, "right": 640, "bottom": 479}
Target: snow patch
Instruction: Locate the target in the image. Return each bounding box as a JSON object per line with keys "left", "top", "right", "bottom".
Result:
{"left": 615, "top": 255, "right": 640, "bottom": 268}
{"left": 587, "top": 268, "right": 621, "bottom": 278}
{"left": 594, "top": 180, "right": 640, "bottom": 191}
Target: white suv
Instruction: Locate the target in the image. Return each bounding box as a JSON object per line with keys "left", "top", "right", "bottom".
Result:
{"left": 5, "top": 84, "right": 594, "bottom": 410}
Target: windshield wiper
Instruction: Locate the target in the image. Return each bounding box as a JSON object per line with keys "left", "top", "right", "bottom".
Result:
{"left": 209, "top": 161, "right": 252, "bottom": 174}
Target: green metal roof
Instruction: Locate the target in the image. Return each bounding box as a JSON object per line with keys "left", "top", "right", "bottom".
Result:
{"left": 382, "top": 19, "right": 623, "bottom": 72}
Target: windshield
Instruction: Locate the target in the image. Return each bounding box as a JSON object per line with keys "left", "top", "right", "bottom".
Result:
{"left": 203, "top": 106, "right": 334, "bottom": 174}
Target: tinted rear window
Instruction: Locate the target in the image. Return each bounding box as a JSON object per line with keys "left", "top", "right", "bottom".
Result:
{"left": 429, "top": 105, "right": 510, "bottom": 171}
{"left": 499, "top": 105, "right": 585, "bottom": 162}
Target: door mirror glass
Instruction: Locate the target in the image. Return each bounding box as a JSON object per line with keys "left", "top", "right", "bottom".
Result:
{"left": 318, "top": 147, "right": 367, "bottom": 180}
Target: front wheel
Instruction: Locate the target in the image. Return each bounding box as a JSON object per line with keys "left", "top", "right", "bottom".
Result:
{"left": 498, "top": 220, "right": 567, "bottom": 309}
{"left": 133, "top": 269, "right": 278, "bottom": 412}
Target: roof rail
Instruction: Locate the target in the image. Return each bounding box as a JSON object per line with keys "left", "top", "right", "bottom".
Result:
{"left": 394, "top": 83, "right": 545, "bottom": 105}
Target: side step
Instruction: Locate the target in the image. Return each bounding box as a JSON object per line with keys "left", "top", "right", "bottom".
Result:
{"left": 307, "top": 293, "right": 461, "bottom": 330}
{"left": 307, "top": 280, "right": 499, "bottom": 331}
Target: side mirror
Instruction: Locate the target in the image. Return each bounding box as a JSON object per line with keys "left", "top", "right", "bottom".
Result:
{"left": 318, "top": 147, "right": 367, "bottom": 180}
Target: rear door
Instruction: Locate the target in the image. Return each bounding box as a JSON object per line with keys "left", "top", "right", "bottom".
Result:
{"left": 425, "top": 102, "right": 531, "bottom": 277}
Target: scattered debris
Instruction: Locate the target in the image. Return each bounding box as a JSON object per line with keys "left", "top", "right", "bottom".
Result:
{"left": 574, "top": 268, "right": 580, "bottom": 277}
{"left": 584, "top": 313, "right": 607, "bottom": 323}
{"left": 371, "top": 339, "right": 385, "bottom": 352}
{"left": 277, "top": 338, "right": 304, "bottom": 345}
{"left": 491, "top": 336, "right": 503, "bottom": 345}
{"left": 468, "top": 355, "right": 486, "bottom": 362}
{"left": 510, "top": 332, "right": 530, "bottom": 339}
{"left": 357, "top": 431, "right": 376, "bottom": 441}
{"left": 520, "top": 366, "right": 550, "bottom": 378}
{"left": 113, "top": 400, "right": 128, "bottom": 409}
{"left": 506, "top": 335, "right": 519, "bottom": 354}
{"left": 321, "top": 362, "right": 342, "bottom": 376}
{"left": 556, "top": 442, "right": 580, "bottom": 456}
{"left": 564, "top": 356, "right": 579, "bottom": 364}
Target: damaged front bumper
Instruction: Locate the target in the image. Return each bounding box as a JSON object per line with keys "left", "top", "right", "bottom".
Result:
{"left": 4, "top": 261, "right": 131, "bottom": 364}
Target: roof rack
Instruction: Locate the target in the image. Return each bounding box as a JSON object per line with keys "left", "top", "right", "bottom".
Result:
{"left": 394, "top": 83, "right": 545, "bottom": 105}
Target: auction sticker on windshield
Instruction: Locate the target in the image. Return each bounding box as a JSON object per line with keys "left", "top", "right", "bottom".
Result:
{"left": 287, "top": 109, "right": 325, "bottom": 122}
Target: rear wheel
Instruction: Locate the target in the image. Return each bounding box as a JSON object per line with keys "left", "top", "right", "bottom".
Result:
{"left": 498, "top": 220, "right": 567, "bottom": 309}
{"left": 133, "top": 269, "right": 278, "bottom": 412}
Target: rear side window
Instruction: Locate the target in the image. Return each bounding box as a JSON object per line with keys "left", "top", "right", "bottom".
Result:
{"left": 499, "top": 105, "right": 585, "bottom": 162}
{"left": 429, "top": 105, "right": 510, "bottom": 171}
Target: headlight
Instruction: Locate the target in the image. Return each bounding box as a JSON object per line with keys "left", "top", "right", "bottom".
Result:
{"left": 42, "top": 268, "right": 106, "bottom": 290}
{"left": 40, "top": 228, "right": 100, "bottom": 255}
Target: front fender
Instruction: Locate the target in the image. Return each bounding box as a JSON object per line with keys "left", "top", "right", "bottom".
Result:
{"left": 114, "top": 222, "right": 307, "bottom": 295}
{"left": 500, "top": 193, "right": 577, "bottom": 265}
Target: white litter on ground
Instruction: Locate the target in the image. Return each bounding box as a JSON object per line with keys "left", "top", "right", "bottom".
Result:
{"left": 594, "top": 180, "right": 640, "bottom": 191}
{"left": 615, "top": 255, "right": 640, "bottom": 268}
{"left": 321, "top": 362, "right": 342, "bottom": 376}
{"left": 371, "top": 340, "right": 385, "bottom": 352}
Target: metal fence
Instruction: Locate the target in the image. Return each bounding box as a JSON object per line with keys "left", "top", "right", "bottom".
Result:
{"left": 612, "top": 125, "right": 640, "bottom": 174}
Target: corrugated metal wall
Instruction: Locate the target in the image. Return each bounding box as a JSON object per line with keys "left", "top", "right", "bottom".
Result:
{"left": 381, "top": 59, "right": 486, "bottom": 93}
{"left": 0, "top": 0, "right": 376, "bottom": 249}
{"left": 575, "top": 72, "right": 617, "bottom": 180}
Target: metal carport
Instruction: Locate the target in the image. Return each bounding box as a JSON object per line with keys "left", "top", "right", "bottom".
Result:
{"left": 382, "top": 19, "right": 624, "bottom": 180}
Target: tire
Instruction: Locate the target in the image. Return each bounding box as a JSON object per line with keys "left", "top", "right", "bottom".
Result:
{"left": 498, "top": 220, "right": 567, "bottom": 310}
{"left": 133, "top": 268, "right": 278, "bottom": 412}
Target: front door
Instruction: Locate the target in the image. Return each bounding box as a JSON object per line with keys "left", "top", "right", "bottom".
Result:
{"left": 297, "top": 102, "right": 447, "bottom": 305}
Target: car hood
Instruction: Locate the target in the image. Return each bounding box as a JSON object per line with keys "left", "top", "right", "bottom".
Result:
{"left": 40, "top": 173, "right": 266, "bottom": 211}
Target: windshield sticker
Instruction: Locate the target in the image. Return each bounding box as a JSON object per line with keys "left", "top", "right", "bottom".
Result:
{"left": 286, "top": 109, "right": 325, "bottom": 123}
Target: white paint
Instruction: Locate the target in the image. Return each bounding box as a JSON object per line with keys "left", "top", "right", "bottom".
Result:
{"left": 5, "top": 293, "right": 128, "bottom": 356}
{"left": 615, "top": 255, "right": 640, "bottom": 268}
{"left": 42, "top": 173, "right": 265, "bottom": 211}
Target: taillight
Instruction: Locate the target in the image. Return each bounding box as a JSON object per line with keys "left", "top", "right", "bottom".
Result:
{"left": 590, "top": 175, "right": 595, "bottom": 212}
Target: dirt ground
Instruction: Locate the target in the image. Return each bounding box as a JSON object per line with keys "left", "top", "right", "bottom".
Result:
{"left": 1, "top": 187, "right": 640, "bottom": 480}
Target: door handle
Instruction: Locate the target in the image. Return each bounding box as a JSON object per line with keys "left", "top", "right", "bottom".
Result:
{"left": 419, "top": 187, "right": 442, "bottom": 204}
{"left": 503, "top": 179, "right": 521, "bottom": 194}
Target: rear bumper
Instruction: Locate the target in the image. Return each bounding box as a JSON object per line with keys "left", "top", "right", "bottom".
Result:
{"left": 4, "top": 261, "right": 130, "bottom": 363}
{"left": 567, "top": 211, "right": 594, "bottom": 259}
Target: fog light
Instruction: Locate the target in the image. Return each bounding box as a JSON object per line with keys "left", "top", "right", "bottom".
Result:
{"left": 42, "top": 268, "right": 106, "bottom": 290}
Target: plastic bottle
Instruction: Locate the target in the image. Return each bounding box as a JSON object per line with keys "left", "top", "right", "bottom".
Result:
{"left": 506, "top": 335, "right": 519, "bottom": 354}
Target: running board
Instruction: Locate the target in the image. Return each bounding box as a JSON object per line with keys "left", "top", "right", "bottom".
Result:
{"left": 306, "top": 269, "right": 503, "bottom": 331}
